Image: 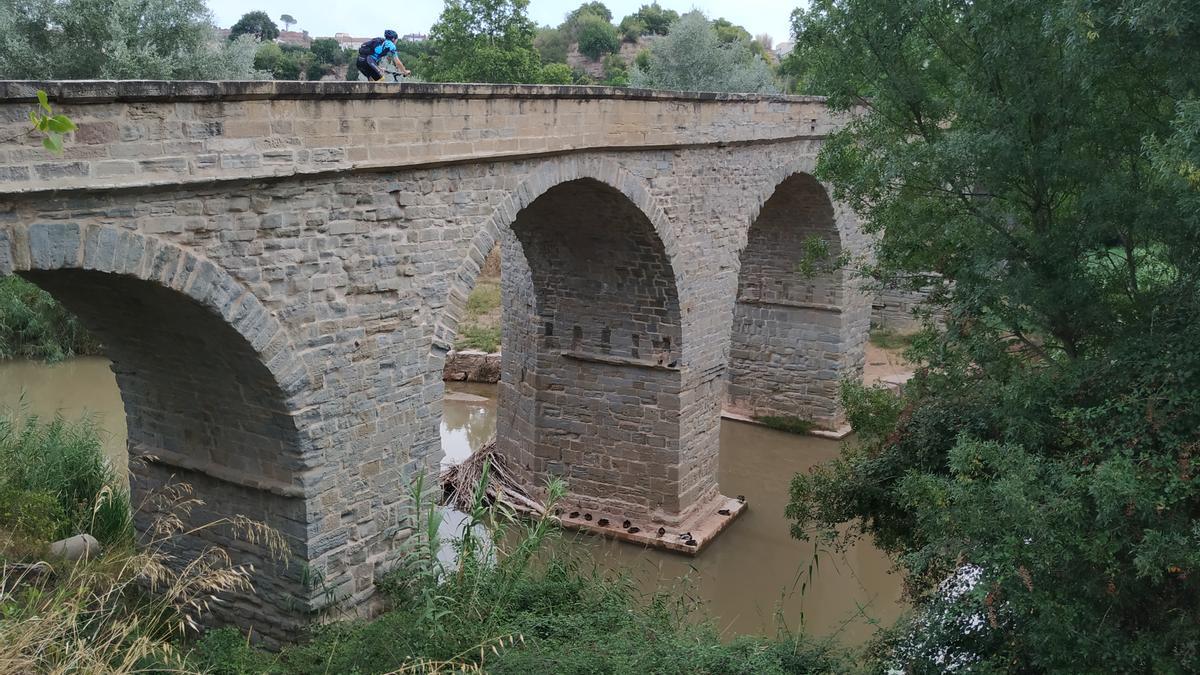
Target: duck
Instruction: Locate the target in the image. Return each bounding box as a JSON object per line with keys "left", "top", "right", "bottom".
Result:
{"left": 718, "top": 508, "right": 731, "bottom": 516}
{"left": 627, "top": 526, "right": 640, "bottom": 534}
{"left": 622, "top": 519, "right": 632, "bottom": 529}
{"left": 597, "top": 518, "right": 610, "bottom": 527}
{"left": 656, "top": 527, "right": 666, "bottom": 537}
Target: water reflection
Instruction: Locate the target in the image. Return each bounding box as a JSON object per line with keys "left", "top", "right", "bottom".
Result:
{"left": 0, "top": 356, "right": 127, "bottom": 476}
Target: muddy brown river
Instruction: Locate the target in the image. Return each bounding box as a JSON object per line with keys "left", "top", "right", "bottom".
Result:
{"left": 1, "top": 359, "right": 903, "bottom": 645}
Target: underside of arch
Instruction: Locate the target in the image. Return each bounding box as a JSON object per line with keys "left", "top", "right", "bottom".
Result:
{"left": 497, "top": 178, "right": 694, "bottom": 522}
{"left": 727, "top": 172, "right": 850, "bottom": 428}
{"left": 4, "top": 224, "right": 315, "bottom": 642}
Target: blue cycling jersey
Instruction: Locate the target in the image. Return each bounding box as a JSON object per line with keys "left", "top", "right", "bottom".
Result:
{"left": 369, "top": 39, "right": 398, "bottom": 63}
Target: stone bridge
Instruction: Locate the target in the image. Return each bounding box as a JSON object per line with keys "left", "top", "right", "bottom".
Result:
{"left": 0, "top": 81, "right": 871, "bottom": 640}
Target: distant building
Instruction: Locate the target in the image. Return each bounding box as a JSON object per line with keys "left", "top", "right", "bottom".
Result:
{"left": 277, "top": 30, "right": 312, "bottom": 47}
{"left": 402, "top": 33, "right": 428, "bottom": 42}
{"left": 774, "top": 41, "right": 795, "bottom": 59}
{"left": 333, "top": 32, "right": 375, "bottom": 50}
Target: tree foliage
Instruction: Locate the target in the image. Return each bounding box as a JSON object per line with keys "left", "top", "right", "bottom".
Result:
{"left": 229, "top": 10, "right": 279, "bottom": 42}
{"left": 575, "top": 12, "right": 619, "bottom": 60}
{"left": 786, "top": 0, "right": 1200, "bottom": 670}
{"left": 423, "top": 0, "right": 541, "bottom": 84}
{"left": 533, "top": 26, "right": 569, "bottom": 64}
{"left": 309, "top": 38, "right": 342, "bottom": 65}
{"left": 563, "top": 1, "right": 612, "bottom": 26}
{"left": 279, "top": 13, "right": 295, "bottom": 31}
{"left": 0, "top": 0, "right": 262, "bottom": 80}
{"left": 630, "top": 11, "right": 778, "bottom": 93}
{"left": 619, "top": 2, "right": 677, "bottom": 39}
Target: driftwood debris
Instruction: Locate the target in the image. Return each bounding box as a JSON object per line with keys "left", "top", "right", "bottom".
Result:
{"left": 440, "top": 440, "right": 545, "bottom": 516}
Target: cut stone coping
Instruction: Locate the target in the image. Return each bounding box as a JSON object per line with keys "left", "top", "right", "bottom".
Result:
{"left": 0, "top": 80, "right": 830, "bottom": 105}
{"left": 734, "top": 297, "right": 843, "bottom": 314}
{"left": 555, "top": 494, "right": 747, "bottom": 555}
{"left": 721, "top": 408, "right": 854, "bottom": 440}
{"left": 131, "top": 444, "right": 306, "bottom": 498}
{"left": 561, "top": 350, "right": 680, "bottom": 371}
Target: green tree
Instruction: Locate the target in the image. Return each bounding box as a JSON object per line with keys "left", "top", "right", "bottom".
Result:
{"left": 601, "top": 53, "right": 628, "bottom": 86}
{"left": 538, "top": 62, "right": 573, "bottom": 84}
{"left": 229, "top": 10, "right": 279, "bottom": 42}
{"left": 534, "top": 27, "right": 569, "bottom": 64}
{"left": 620, "top": 3, "right": 677, "bottom": 37}
{"left": 0, "top": 0, "right": 262, "bottom": 80}
{"left": 630, "top": 11, "right": 777, "bottom": 93}
{"left": 310, "top": 37, "right": 343, "bottom": 65}
{"left": 617, "top": 16, "right": 646, "bottom": 42}
{"left": 253, "top": 41, "right": 283, "bottom": 72}
{"left": 423, "top": 0, "right": 541, "bottom": 84}
{"left": 279, "top": 13, "right": 295, "bottom": 31}
{"left": 575, "top": 13, "right": 619, "bottom": 60}
{"left": 711, "top": 17, "right": 751, "bottom": 45}
{"left": 786, "top": 0, "right": 1200, "bottom": 670}
{"left": 564, "top": 2, "right": 611, "bottom": 25}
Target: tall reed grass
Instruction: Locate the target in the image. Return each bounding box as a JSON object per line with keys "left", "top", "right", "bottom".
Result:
{"left": 0, "top": 275, "right": 101, "bottom": 362}
{"left": 191, "top": 465, "right": 847, "bottom": 673}
{"left": 0, "top": 408, "right": 131, "bottom": 548}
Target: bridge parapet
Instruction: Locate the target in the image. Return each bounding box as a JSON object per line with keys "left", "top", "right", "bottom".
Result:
{"left": 0, "top": 81, "right": 840, "bottom": 194}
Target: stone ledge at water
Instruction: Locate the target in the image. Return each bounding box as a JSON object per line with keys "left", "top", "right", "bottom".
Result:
{"left": 442, "top": 349, "right": 501, "bottom": 383}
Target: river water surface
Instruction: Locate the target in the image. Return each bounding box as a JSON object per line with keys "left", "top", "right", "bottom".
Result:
{"left": 2, "top": 358, "right": 903, "bottom": 645}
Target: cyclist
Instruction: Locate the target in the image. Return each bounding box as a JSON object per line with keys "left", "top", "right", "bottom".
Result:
{"left": 356, "top": 30, "right": 411, "bottom": 82}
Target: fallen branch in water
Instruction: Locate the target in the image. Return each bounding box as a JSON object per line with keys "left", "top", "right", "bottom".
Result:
{"left": 440, "top": 440, "right": 546, "bottom": 516}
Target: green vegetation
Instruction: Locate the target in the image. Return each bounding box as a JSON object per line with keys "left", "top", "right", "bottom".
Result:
{"left": 0, "top": 276, "right": 100, "bottom": 363}
{"left": 787, "top": 0, "right": 1200, "bottom": 670}
{"left": 619, "top": 3, "right": 679, "bottom": 41}
{"left": 423, "top": 0, "right": 543, "bottom": 84}
{"left": 456, "top": 325, "right": 501, "bottom": 353}
{"left": 189, "top": 473, "right": 845, "bottom": 674}
{"left": 867, "top": 327, "right": 915, "bottom": 351}
{"left": 630, "top": 12, "right": 778, "bottom": 93}
{"left": 575, "top": 12, "right": 620, "bottom": 60}
{"left": 753, "top": 416, "right": 815, "bottom": 435}
{"left": 229, "top": 10, "right": 279, "bottom": 42}
{"left": 0, "top": 409, "right": 131, "bottom": 550}
{"left": 0, "top": 479, "right": 285, "bottom": 673}
{"left": 0, "top": 0, "right": 261, "bottom": 79}
{"left": 455, "top": 280, "right": 502, "bottom": 353}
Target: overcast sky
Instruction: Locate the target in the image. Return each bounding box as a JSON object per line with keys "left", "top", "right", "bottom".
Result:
{"left": 204, "top": 1, "right": 800, "bottom": 44}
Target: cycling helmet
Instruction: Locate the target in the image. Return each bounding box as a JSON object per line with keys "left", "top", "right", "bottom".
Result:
{"left": 384, "top": 29, "right": 399, "bottom": 41}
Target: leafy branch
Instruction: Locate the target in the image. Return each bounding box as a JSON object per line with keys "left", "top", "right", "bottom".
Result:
{"left": 28, "top": 90, "right": 76, "bottom": 154}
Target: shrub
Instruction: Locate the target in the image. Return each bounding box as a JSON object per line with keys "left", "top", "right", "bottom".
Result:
{"left": 0, "top": 276, "right": 100, "bottom": 362}
{"left": 0, "top": 485, "right": 287, "bottom": 673}
{"left": 575, "top": 13, "right": 620, "bottom": 60}
{"left": 0, "top": 410, "right": 131, "bottom": 547}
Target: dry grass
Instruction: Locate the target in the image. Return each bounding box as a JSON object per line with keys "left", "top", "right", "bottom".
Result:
{"left": 0, "top": 482, "right": 288, "bottom": 674}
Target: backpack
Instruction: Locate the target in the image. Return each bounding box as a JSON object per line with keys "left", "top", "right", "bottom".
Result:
{"left": 358, "top": 37, "right": 384, "bottom": 58}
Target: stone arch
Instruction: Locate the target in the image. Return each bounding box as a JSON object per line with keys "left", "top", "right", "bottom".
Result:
{"left": 725, "top": 161, "right": 870, "bottom": 429}
{"left": 435, "top": 160, "right": 698, "bottom": 523}
{"left": 435, "top": 157, "right": 684, "bottom": 353}
{"left": 0, "top": 223, "right": 317, "bottom": 639}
